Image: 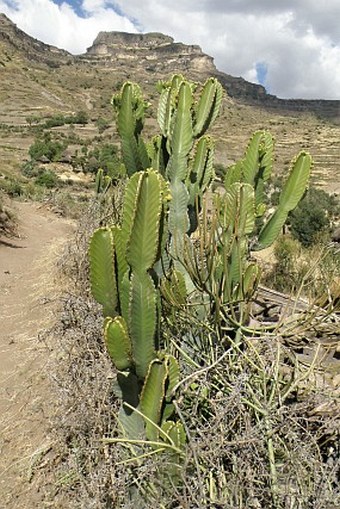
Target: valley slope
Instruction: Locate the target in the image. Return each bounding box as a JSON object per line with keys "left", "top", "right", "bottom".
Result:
{"left": 0, "top": 13, "right": 339, "bottom": 192}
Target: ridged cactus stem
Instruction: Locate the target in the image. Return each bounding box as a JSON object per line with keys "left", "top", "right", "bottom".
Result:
{"left": 112, "top": 82, "right": 150, "bottom": 176}
{"left": 89, "top": 168, "right": 185, "bottom": 443}
{"left": 181, "top": 131, "right": 312, "bottom": 329}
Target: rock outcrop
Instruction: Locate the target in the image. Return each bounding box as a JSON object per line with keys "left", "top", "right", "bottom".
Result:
{"left": 85, "top": 30, "right": 216, "bottom": 76}
{"left": 0, "top": 12, "right": 339, "bottom": 122}
{"left": 215, "top": 71, "right": 340, "bottom": 122}
{"left": 84, "top": 29, "right": 340, "bottom": 122}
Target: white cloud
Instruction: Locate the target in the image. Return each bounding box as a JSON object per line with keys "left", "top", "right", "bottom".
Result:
{"left": 0, "top": 0, "right": 137, "bottom": 54}
{"left": 0, "top": 0, "right": 339, "bottom": 99}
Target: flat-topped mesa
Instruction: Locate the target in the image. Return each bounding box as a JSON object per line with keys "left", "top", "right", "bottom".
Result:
{"left": 85, "top": 31, "right": 216, "bottom": 74}
{"left": 87, "top": 31, "right": 175, "bottom": 54}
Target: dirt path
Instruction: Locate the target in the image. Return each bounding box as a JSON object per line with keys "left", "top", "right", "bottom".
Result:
{"left": 0, "top": 201, "right": 74, "bottom": 508}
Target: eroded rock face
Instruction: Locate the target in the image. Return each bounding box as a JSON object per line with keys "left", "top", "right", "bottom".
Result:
{"left": 83, "top": 29, "right": 340, "bottom": 121}
{"left": 0, "top": 13, "right": 339, "bottom": 122}
{"left": 87, "top": 31, "right": 174, "bottom": 54}
{"left": 85, "top": 31, "right": 216, "bottom": 75}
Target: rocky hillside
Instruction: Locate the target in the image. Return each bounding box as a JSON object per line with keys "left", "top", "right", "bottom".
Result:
{"left": 86, "top": 31, "right": 215, "bottom": 74}
{"left": 84, "top": 29, "right": 340, "bottom": 123}
{"left": 0, "top": 12, "right": 72, "bottom": 65}
{"left": 0, "top": 12, "right": 339, "bottom": 192}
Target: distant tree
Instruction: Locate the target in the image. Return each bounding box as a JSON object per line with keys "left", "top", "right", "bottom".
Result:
{"left": 26, "top": 115, "right": 41, "bottom": 127}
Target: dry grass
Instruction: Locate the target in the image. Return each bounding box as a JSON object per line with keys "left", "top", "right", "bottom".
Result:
{"left": 0, "top": 192, "right": 17, "bottom": 236}
{"left": 37, "top": 198, "right": 339, "bottom": 509}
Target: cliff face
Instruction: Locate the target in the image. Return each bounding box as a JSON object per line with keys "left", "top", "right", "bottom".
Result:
{"left": 85, "top": 30, "right": 216, "bottom": 76}
{"left": 87, "top": 31, "right": 175, "bottom": 53}
{"left": 215, "top": 73, "right": 340, "bottom": 122}
{"left": 84, "top": 29, "right": 340, "bottom": 122}
{"left": 0, "top": 13, "right": 339, "bottom": 122}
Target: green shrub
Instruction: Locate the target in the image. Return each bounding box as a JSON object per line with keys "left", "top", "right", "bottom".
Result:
{"left": 270, "top": 182, "right": 339, "bottom": 247}
{"left": 95, "top": 117, "right": 110, "bottom": 133}
{"left": 0, "top": 177, "right": 23, "bottom": 197}
{"left": 35, "top": 169, "right": 59, "bottom": 188}
{"left": 72, "top": 110, "right": 88, "bottom": 124}
{"left": 290, "top": 205, "right": 329, "bottom": 246}
{"left": 25, "top": 115, "right": 41, "bottom": 126}
{"left": 84, "top": 143, "right": 124, "bottom": 180}
{"left": 29, "top": 133, "right": 65, "bottom": 162}
{"left": 21, "top": 160, "right": 40, "bottom": 178}
{"left": 44, "top": 114, "right": 66, "bottom": 129}
{"left": 289, "top": 187, "right": 339, "bottom": 246}
{"left": 43, "top": 111, "right": 89, "bottom": 129}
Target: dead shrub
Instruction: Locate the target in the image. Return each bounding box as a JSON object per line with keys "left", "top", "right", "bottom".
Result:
{"left": 39, "top": 196, "right": 339, "bottom": 509}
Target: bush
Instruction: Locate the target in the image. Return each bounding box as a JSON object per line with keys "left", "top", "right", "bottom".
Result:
{"left": 290, "top": 205, "right": 329, "bottom": 246}
{"left": 84, "top": 143, "right": 124, "bottom": 180}
{"left": 44, "top": 114, "right": 66, "bottom": 129}
{"left": 25, "top": 115, "right": 41, "bottom": 126}
{"left": 72, "top": 110, "right": 88, "bottom": 125}
{"left": 35, "top": 169, "right": 59, "bottom": 188}
{"left": 21, "top": 160, "right": 40, "bottom": 178}
{"left": 0, "top": 176, "right": 23, "bottom": 197}
{"left": 289, "top": 187, "right": 339, "bottom": 246}
{"left": 43, "top": 111, "right": 89, "bottom": 129}
{"left": 264, "top": 235, "right": 303, "bottom": 292}
{"left": 95, "top": 117, "right": 110, "bottom": 134}
{"left": 29, "top": 133, "right": 65, "bottom": 162}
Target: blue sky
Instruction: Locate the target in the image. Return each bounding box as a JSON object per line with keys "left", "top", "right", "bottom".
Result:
{"left": 51, "top": 0, "right": 126, "bottom": 20}
{"left": 255, "top": 62, "right": 268, "bottom": 90}
{"left": 52, "top": 0, "right": 83, "bottom": 16}
{"left": 1, "top": 0, "right": 339, "bottom": 99}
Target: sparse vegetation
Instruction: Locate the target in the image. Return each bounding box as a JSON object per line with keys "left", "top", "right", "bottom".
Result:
{"left": 95, "top": 116, "right": 111, "bottom": 133}
{"left": 0, "top": 14, "right": 339, "bottom": 507}
{"left": 0, "top": 175, "right": 23, "bottom": 197}
{"left": 264, "top": 234, "right": 303, "bottom": 293}
{"left": 29, "top": 132, "right": 65, "bottom": 162}
{"left": 81, "top": 143, "right": 123, "bottom": 178}
{"left": 42, "top": 76, "right": 339, "bottom": 509}
{"left": 289, "top": 187, "right": 339, "bottom": 246}
{"left": 0, "top": 192, "right": 16, "bottom": 234}
{"left": 34, "top": 168, "right": 60, "bottom": 188}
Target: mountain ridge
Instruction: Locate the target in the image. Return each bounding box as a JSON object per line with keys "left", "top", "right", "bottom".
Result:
{"left": 0, "top": 12, "right": 339, "bottom": 194}
{"left": 0, "top": 12, "right": 72, "bottom": 64}
{"left": 1, "top": 12, "right": 339, "bottom": 122}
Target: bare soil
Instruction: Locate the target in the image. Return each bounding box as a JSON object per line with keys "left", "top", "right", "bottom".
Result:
{"left": 0, "top": 201, "right": 74, "bottom": 508}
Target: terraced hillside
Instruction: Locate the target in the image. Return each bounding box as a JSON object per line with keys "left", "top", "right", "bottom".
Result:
{"left": 0, "top": 13, "right": 339, "bottom": 193}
